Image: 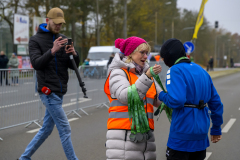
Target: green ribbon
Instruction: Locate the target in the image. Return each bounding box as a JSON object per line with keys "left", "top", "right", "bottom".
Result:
{"left": 150, "top": 67, "right": 172, "bottom": 122}
{"left": 128, "top": 84, "right": 150, "bottom": 134}
{"left": 174, "top": 56, "right": 189, "bottom": 64}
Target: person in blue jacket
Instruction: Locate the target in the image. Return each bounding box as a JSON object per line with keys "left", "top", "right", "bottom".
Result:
{"left": 158, "top": 38, "right": 223, "bottom": 160}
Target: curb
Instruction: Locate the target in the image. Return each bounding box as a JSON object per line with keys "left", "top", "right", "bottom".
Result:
{"left": 208, "top": 69, "right": 240, "bottom": 79}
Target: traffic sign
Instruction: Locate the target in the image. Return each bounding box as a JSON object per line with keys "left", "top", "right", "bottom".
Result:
{"left": 14, "top": 14, "right": 29, "bottom": 44}
{"left": 183, "top": 41, "right": 195, "bottom": 55}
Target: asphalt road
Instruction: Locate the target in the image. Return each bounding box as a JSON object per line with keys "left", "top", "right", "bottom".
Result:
{"left": 0, "top": 72, "right": 240, "bottom": 160}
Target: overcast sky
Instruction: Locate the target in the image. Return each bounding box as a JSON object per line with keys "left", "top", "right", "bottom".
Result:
{"left": 177, "top": 0, "right": 240, "bottom": 35}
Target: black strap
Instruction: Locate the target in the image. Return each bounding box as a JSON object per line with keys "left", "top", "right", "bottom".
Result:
{"left": 124, "top": 130, "right": 128, "bottom": 141}
{"left": 184, "top": 100, "right": 207, "bottom": 110}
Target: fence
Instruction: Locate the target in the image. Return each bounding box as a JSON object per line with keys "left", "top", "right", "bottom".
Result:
{"left": 0, "top": 62, "right": 168, "bottom": 140}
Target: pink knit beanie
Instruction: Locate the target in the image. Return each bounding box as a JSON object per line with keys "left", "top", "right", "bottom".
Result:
{"left": 115, "top": 36, "right": 147, "bottom": 56}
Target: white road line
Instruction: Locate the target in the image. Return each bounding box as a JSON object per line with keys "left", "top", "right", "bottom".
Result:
{"left": 26, "top": 128, "right": 40, "bottom": 133}
{"left": 0, "top": 100, "right": 40, "bottom": 109}
{"left": 0, "top": 90, "right": 18, "bottom": 94}
{"left": 222, "top": 118, "right": 236, "bottom": 133}
{"left": 0, "top": 98, "right": 91, "bottom": 109}
{"left": 204, "top": 152, "right": 212, "bottom": 160}
{"left": 27, "top": 118, "right": 79, "bottom": 133}
{"left": 24, "top": 82, "right": 34, "bottom": 84}
{"left": 65, "top": 89, "right": 99, "bottom": 97}
{"left": 68, "top": 118, "right": 79, "bottom": 122}
{"left": 238, "top": 107, "right": 240, "bottom": 110}
{"left": 63, "top": 98, "right": 91, "bottom": 108}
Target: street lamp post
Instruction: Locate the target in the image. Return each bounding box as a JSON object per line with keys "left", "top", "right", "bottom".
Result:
{"left": 161, "top": 2, "right": 172, "bottom": 44}
{"left": 123, "top": 0, "right": 127, "bottom": 38}
{"left": 179, "top": 27, "right": 194, "bottom": 42}
{"left": 96, "top": 0, "right": 100, "bottom": 45}
{"left": 0, "top": 22, "right": 2, "bottom": 50}
{"left": 214, "top": 35, "right": 218, "bottom": 68}
{"left": 155, "top": 12, "right": 157, "bottom": 45}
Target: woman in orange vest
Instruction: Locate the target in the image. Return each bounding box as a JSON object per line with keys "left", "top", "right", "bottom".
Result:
{"left": 104, "top": 37, "right": 162, "bottom": 160}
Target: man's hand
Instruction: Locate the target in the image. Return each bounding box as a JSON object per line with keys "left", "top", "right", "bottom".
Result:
{"left": 65, "top": 42, "right": 77, "bottom": 56}
{"left": 51, "top": 37, "right": 67, "bottom": 56}
{"left": 211, "top": 135, "right": 222, "bottom": 143}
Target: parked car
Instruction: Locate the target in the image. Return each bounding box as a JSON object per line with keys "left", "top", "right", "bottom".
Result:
{"left": 82, "top": 46, "right": 120, "bottom": 78}
{"left": 87, "top": 46, "right": 120, "bottom": 66}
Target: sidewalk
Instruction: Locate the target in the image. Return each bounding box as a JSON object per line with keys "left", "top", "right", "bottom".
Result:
{"left": 207, "top": 68, "right": 240, "bottom": 79}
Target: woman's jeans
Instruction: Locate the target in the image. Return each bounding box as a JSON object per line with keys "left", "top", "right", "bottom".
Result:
{"left": 12, "top": 77, "right": 18, "bottom": 84}
{"left": 20, "top": 93, "right": 78, "bottom": 160}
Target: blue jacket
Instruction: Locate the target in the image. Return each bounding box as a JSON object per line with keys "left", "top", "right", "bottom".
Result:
{"left": 159, "top": 62, "right": 223, "bottom": 142}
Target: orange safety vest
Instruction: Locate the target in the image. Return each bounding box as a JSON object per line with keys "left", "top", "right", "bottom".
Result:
{"left": 104, "top": 68, "right": 157, "bottom": 130}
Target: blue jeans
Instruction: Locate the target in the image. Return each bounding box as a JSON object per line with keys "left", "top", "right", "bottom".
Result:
{"left": 20, "top": 93, "right": 78, "bottom": 160}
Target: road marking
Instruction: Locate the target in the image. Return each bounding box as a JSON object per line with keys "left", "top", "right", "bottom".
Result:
{"left": 65, "top": 89, "right": 99, "bottom": 97}
{"left": 204, "top": 152, "right": 212, "bottom": 160}
{"left": 0, "top": 90, "right": 98, "bottom": 108}
{"left": 222, "top": 118, "right": 236, "bottom": 133}
{"left": 63, "top": 98, "right": 91, "bottom": 107}
{"left": 238, "top": 107, "right": 240, "bottom": 110}
{"left": 26, "top": 128, "right": 40, "bottom": 133}
{"left": 0, "top": 100, "right": 40, "bottom": 109}
{"left": 24, "top": 82, "right": 34, "bottom": 84}
{"left": 27, "top": 118, "right": 79, "bottom": 133}
{"left": 0, "top": 90, "right": 18, "bottom": 94}
{"left": 68, "top": 118, "right": 79, "bottom": 122}
{"left": 0, "top": 98, "right": 91, "bottom": 109}
{"left": 70, "top": 98, "right": 92, "bottom": 102}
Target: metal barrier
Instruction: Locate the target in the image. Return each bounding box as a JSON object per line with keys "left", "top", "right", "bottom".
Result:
{"left": 63, "top": 65, "right": 108, "bottom": 117}
{"left": 0, "top": 69, "right": 43, "bottom": 136}
{"left": 0, "top": 66, "right": 108, "bottom": 140}
{"left": 0, "top": 62, "right": 168, "bottom": 140}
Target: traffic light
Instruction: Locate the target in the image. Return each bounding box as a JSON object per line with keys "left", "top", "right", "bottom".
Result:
{"left": 215, "top": 21, "right": 218, "bottom": 28}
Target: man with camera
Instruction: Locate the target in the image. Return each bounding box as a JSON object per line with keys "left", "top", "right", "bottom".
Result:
{"left": 19, "top": 7, "right": 79, "bottom": 160}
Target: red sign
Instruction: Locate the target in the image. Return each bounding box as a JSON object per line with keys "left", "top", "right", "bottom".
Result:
{"left": 16, "top": 37, "right": 28, "bottom": 43}
{"left": 17, "top": 56, "right": 22, "bottom": 68}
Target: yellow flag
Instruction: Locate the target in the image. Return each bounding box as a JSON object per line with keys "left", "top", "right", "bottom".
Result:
{"left": 192, "top": 0, "right": 208, "bottom": 40}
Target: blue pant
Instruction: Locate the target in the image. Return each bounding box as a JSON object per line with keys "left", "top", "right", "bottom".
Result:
{"left": 20, "top": 93, "right": 78, "bottom": 160}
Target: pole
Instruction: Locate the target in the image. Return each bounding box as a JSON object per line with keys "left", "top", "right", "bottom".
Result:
{"left": 96, "top": 0, "right": 100, "bottom": 45}
{"left": 162, "top": 19, "right": 165, "bottom": 44}
{"left": 222, "top": 43, "right": 225, "bottom": 67}
{"left": 217, "top": 45, "right": 220, "bottom": 67}
{"left": 155, "top": 12, "right": 157, "bottom": 45}
{"left": 214, "top": 35, "right": 217, "bottom": 68}
{"left": 0, "top": 22, "right": 2, "bottom": 50}
{"left": 123, "top": 0, "right": 127, "bottom": 38}
{"left": 172, "top": 20, "right": 174, "bottom": 38}
{"left": 0, "top": 32, "right": 2, "bottom": 51}
{"left": 228, "top": 44, "right": 230, "bottom": 68}
{"left": 69, "top": 55, "right": 88, "bottom": 98}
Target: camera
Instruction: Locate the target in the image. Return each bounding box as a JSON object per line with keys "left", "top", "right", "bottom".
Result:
{"left": 66, "top": 38, "right": 72, "bottom": 50}
{"left": 60, "top": 38, "right": 72, "bottom": 46}
{"left": 67, "top": 38, "right": 72, "bottom": 45}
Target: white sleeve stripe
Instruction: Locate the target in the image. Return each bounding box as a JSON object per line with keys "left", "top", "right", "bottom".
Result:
{"left": 167, "top": 80, "right": 171, "bottom": 85}
{"left": 167, "top": 75, "right": 170, "bottom": 79}
{"left": 167, "top": 69, "right": 170, "bottom": 74}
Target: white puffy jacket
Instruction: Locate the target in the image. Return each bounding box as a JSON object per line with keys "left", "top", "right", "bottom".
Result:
{"left": 106, "top": 53, "right": 162, "bottom": 160}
